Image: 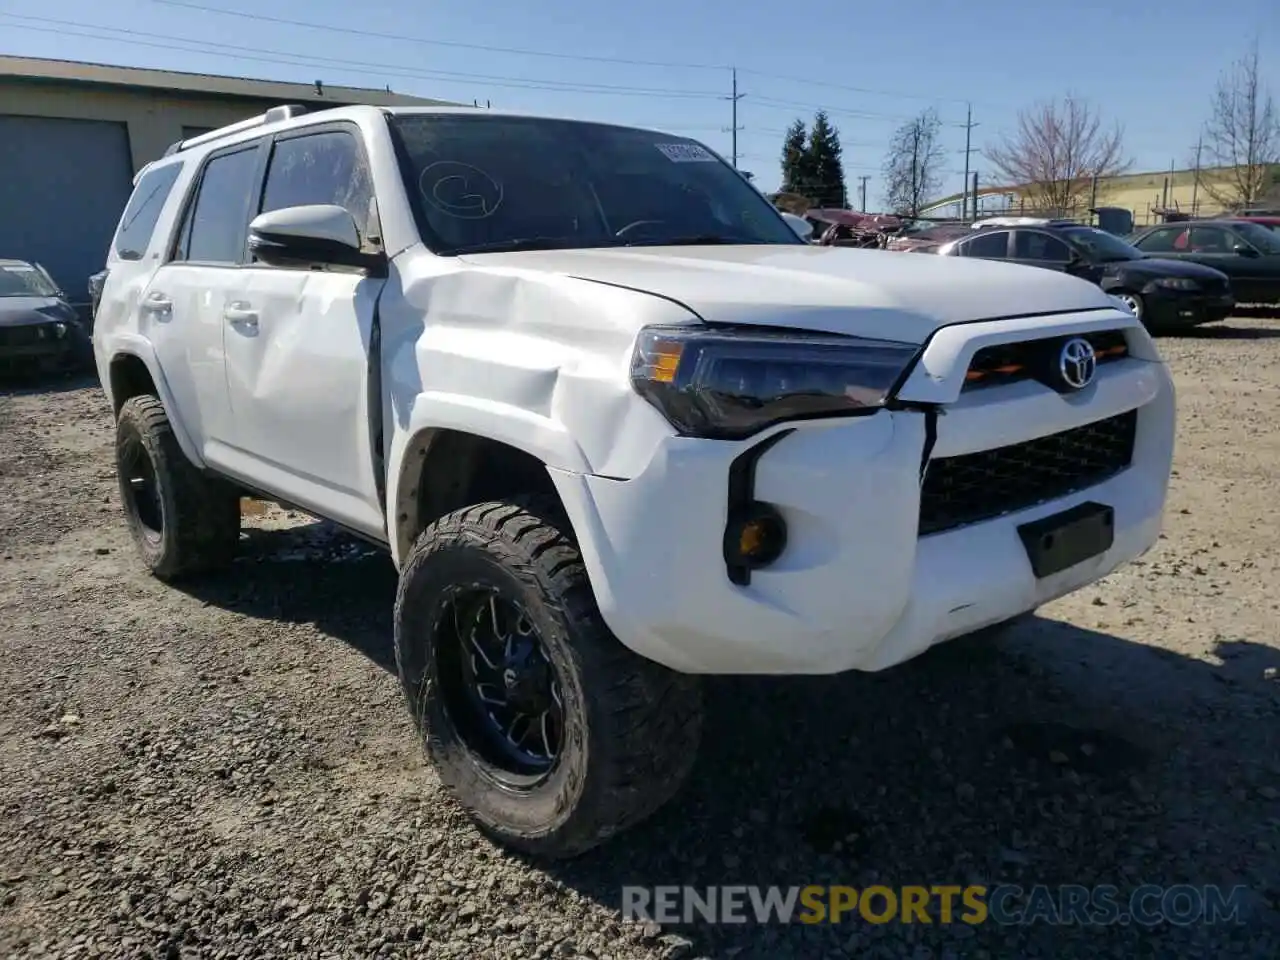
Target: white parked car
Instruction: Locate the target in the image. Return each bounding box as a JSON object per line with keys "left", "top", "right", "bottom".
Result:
{"left": 94, "top": 105, "right": 1176, "bottom": 858}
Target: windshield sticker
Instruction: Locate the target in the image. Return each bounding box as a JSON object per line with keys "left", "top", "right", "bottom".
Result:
{"left": 419, "top": 161, "right": 504, "bottom": 219}
{"left": 655, "top": 142, "right": 717, "bottom": 163}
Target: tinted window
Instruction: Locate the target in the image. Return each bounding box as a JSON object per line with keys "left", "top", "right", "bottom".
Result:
{"left": 1014, "top": 231, "right": 1071, "bottom": 262}
{"left": 175, "top": 146, "right": 260, "bottom": 264}
{"left": 114, "top": 163, "right": 182, "bottom": 261}
{"left": 259, "top": 131, "right": 377, "bottom": 250}
{"left": 1188, "top": 226, "right": 1234, "bottom": 253}
{"left": 1231, "top": 221, "right": 1280, "bottom": 253}
{"left": 390, "top": 115, "right": 801, "bottom": 254}
{"left": 1132, "top": 228, "right": 1184, "bottom": 253}
{"left": 961, "top": 231, "right": 1009, "bottom": 258}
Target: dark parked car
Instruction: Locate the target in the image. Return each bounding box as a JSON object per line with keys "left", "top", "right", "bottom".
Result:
{"left": 1127, "top": 219, "right": 1280, "bottom": 306}
{"left": 0, "top": 259, "right": 94, "bottom": 374}
{"left": 931, "top": 223, "right": 1234, "bottom": 330}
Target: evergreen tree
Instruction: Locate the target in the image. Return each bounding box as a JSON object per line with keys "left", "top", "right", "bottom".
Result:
{"left": 806, "top": 111, "right": 847, "bottom": 208}
{"left": 780, "top": 119, "right": 811, "bottom": 197}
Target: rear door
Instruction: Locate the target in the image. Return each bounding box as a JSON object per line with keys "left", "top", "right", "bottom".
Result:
{"left": 143, "top": 141, "right": 265, "bottom": 455}
{"left": 219, "top": 123, "right": 388, "bottom": 539}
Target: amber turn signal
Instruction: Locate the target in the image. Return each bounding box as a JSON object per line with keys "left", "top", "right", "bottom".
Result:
{"left": 723, "top": 504, "right": 787, "bottom": 571}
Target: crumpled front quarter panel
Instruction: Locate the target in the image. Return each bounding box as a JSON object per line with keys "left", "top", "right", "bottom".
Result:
{"left": 382, "top": 249, "right": 696, "bottom": 481}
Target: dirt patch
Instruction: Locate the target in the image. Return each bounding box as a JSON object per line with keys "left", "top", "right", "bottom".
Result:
{"left": 1, "top": 322, "right": 1278, "bottom": 959}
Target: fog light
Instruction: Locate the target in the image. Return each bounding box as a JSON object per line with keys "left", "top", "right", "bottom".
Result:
{"left": 53, "top": 322, "right": 67, "bottom": 339}
{"left": 723, "top": 503, "right": 787, "bottom": 571}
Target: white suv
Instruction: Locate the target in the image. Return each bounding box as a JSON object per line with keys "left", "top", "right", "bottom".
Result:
{"left": 95, "top": 104, "right": 1175, "bottom": 857}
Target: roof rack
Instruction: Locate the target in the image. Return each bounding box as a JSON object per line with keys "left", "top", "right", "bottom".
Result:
{"left": 161, "top": 103, "right": 311, "bottom": 157}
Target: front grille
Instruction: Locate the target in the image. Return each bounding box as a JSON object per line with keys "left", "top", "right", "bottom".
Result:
{"left": 919, "top": 409, "right": 1138, "bottom": 536}
{"left": 0, "top": 324, "right": 54, "bottom": 348}
{"left": 964, "top": 330, "right": 1129, "bottom": 391}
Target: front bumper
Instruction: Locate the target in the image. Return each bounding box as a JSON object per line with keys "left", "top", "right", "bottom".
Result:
{"left": 0, "top": 321, "right": 87, "bottom": 371}
{"left": 551, "top": 318, "right": 1176, "bottom": 676}
{"left": 1142, "top": 287, "right": 1234, "bottom": 327}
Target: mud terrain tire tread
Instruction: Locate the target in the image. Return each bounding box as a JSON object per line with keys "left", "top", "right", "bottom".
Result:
{"left": 115, "top": 395, "right": 240, "bottom": 581}
{"left": 394, "top": 495, "right": 703, "bottom": 858}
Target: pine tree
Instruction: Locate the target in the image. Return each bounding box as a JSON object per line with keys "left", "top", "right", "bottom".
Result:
{"left": 780, "top": 119, "right": 811, "bottom": 197}
{"left": 806, "top": 111, "right": 847, "bottom": 208}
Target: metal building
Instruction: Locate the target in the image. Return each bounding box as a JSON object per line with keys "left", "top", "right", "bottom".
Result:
{"left": 0, "top": 56, "right": 460, "bottom": 309}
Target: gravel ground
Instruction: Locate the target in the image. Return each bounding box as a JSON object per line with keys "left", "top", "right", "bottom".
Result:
{"left": 1, "top": 319, "right": 1278, "bottom": 960}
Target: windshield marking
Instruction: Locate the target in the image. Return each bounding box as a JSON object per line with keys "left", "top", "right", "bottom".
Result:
{"left": 418, "top": 161, "right": 504, "bottom": 220}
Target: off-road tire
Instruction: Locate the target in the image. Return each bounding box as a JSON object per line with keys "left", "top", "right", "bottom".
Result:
{"left": 115, "top": 395, "right": 241, "bottom": 581}
{"left": 394, "top": 496, "right": 704, "bottom": 858}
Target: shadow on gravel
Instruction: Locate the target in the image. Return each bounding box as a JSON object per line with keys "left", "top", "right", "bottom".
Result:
{"left": 176, "top": 521, "right": 1279, "bottom": 958}
{"left": 0, "top": 369, "right": 99, "bottom": 396}
{"left": 174, "top": 521, "right": 400, "bottom": 671}
{"left": 1175, "top": 323, "right": 1280, "bottom": 341}
{"left": 533, "top": 619, "right": 1280, "bottom": 958}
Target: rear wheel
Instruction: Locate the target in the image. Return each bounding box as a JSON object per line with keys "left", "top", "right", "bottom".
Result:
{"left": 394, "top": 497, "right": 703, "bottom": 858}
{"left": 115, "top": 395, "right": 241, "bottom": 581}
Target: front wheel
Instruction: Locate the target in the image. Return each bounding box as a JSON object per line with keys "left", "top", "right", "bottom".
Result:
{"left": 1116, "top": 292, "right": 1145, "bottom": 324}
{"left": 394, "top": 497, "right": 704, "bottom": 858}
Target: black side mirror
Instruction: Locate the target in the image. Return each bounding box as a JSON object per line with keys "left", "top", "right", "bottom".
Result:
{"left": 1232, "top": 243, "right": 1259, "bottom": 258}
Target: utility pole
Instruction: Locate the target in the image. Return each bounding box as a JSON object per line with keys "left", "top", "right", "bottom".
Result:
{"left": 960, "top": 103, "right": 979, "bottom": 220}
{"left": 723, "top": 67, "right": 745, "bottom": 168}
{"left": 1191, "top": 134, "right": 1203, "bottom": 214}
{"left": 858, "top": 175, "right": 870, "bottom": 212}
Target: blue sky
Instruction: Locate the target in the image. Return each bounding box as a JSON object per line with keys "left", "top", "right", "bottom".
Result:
{"left": 2, "top": 0, "right": 1276, "bottom": 200}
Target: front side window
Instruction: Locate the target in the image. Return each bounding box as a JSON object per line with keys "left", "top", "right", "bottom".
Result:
{"left": 389, "top": 115, "right": 802, "bottom": 254}
{"left": 1188, "top": 226, "right": 1234, "bottom": 253}
{"left": 259, "top": 130, "right": 378, "bottom": 251}
{"left": 0, "top": 261, "right": 60, "bottom": 298}
{"left": 114, "top": 162, "right": 183, "bottom": 261}
{"left": 173, "top": 145, "right": 261, "bottom": 264}
{"left": 1231, "top": 221, "right": 1280, "bottom": 254}
{"left": 1057, "top": 226, "right": 1141, "bottom": 262}
{"left": 1013, "top": 231, "right": 1071, "bottom": 262}
{"left": 961, "top": 231, "right": 1010, "bottom": 258}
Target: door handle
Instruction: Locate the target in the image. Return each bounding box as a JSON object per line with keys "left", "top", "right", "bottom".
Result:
{"left": 141, "top": 292, "right": 172, "bottom": 317}
{"left": 224, "top": 302, "right": 259, "bottom": 331}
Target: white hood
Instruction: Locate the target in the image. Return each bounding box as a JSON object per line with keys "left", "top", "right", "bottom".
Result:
{"left": 459, "top": 244, "right": 1117, "bottom": 344}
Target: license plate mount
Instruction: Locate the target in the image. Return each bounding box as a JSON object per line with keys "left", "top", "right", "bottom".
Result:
{"left": 1017, "top": 501, "right": 1114, "bottom": 579}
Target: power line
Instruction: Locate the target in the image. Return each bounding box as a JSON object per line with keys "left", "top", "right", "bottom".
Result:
{"left": 150, "top": 1, "right": 1005, "bottom": 115}
{"left": 151, "top": 0, "right": 730, "bottom": 71}
{"left": 0, "top": 15, "right": 724, "bottom": 99}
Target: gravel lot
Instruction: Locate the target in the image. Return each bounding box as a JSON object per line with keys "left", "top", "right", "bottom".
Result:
{"left": 2, "top": 319, "right": 1278, "bottom": 959}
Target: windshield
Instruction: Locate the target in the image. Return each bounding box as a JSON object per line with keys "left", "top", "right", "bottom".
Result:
{"left": 389, "top": 115, "right": 803, "bottom": 254}
{"left": 0, "top": 262, "right": 60, "bottom": 298}
{"left": 1059, "top": 227, "right": 1142, "bottom": 261}
{"left": 1234, "top": 221, "right": 1280, "bottom": 254}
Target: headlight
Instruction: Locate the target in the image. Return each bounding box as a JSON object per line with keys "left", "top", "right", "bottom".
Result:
{"left": 1152, "top": 277, "right": 1200, "bottom": 291}
{"left": 52, "top": 322, "right": 67, "bottom": 339}
{"left": 629, "top": 325, "right": 920, "bottom": 440}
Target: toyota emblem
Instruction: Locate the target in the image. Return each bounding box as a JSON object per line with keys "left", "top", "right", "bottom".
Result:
{"left": 1058, "top": 337, "right": 1097, "bottom": 390}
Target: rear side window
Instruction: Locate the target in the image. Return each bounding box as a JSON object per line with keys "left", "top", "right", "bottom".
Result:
{"left": 258, "top": 130, "right": 378, "bottom": 251}
{"left": 172, "top": 145, "right": 261, "bottom": 265}
{"left": 113, "top": 163, "right": 182, "bottom": 261}
{"left": 1132, "top": 228, "right": 1181, "bottom": 253}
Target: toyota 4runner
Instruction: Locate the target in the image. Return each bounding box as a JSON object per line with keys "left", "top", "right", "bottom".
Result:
{"left": 94, "top": 104, "right": 1176, "bottom": 858}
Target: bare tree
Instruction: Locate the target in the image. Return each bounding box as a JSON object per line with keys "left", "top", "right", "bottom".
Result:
{"left": 1198, "top": 43, "right": 1279, "bottom": 210}
{"left": 882, "top": 108, "right": 946, "bottom": 217}
{"left": 984, "top": 96, "right": 1129, "bottom": 213}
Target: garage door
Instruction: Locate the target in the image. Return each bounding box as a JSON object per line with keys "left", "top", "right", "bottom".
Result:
{"left": 0, "top": 115, "right": 134, "bottom": 304}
